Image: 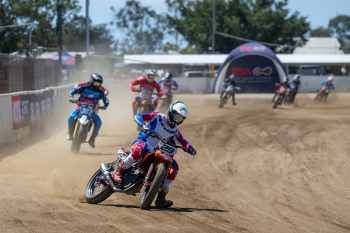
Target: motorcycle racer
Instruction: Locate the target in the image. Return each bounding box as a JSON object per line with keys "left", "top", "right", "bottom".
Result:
{"left": 130, "top": 70, "right": 162, "bottom": 116}
{"left": 272, "top": 77, "right": 290, "bottom": 102}
{"left": 219, "top": 74, "right": 239, "bottom": 105}
{"left": 67, "top": 73, "right": 109, "bottom": 148}
{"left": 157, "top": 72, "right": 179, "bottom": 106}
{"left": 320, "top": 75, "right": 335, "bottom": 101}
{"left": 289, "top": 74, "right": 302, "bottom": 103}
{"left": 113, "top": 100, "right": 196, "bottom": 208}
{"left": 74, "top": 81, "right": 109, "bottom": 115}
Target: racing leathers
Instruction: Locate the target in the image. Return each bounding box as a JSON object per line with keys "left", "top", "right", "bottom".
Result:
{"left": 67, "top": 83, "right": 109, "bottom": 148}
{"left": 220, "top": 77, "right": 238, "bottom": 105}
{"left": 74, "top": 81, "right": 109, "bottom": 114}
{"left": 129, "top": 77, "right": 162, "bottom": 116}
{"left": 114, "top": 111, "right": 196, "bottom": 207}
{"left": 157, "top": 77, "right": 179, "bottom": 105}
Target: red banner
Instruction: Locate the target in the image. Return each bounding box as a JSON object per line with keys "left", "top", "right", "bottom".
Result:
{"left": 12, "top": 95, "right": 22, "bottom": 129}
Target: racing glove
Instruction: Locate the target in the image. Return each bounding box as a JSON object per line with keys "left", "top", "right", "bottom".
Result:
{"left": 69, "top": 96, "right": 74, "bottom": 103}
{"left": 100, "top": 106, "right": 107, "bottom": 110}
{"left": 186, "top": 144, "right": 196, "bottom": 156}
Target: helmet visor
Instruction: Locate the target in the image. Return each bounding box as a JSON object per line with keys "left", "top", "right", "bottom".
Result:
{"left": 92, "top": 81, "right": 102, "bottom": 87}
{"left": 173, "top": 112, "right": 186, "bottom": 124}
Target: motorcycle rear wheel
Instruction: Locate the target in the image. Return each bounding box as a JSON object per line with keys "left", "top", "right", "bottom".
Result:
{"left": 140, "top": 163, "right": 166, "bottom": 210}
{"left": 85, "top": 167, "right": 114, "bottom": 204}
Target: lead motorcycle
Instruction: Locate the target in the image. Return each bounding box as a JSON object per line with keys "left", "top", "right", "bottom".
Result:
{"left": 218, "top": 85, "right": 241, "bottom": 108}
{"left": 70, "top": 100, "right": 104, "bottom": 153}
{"left": 84, "top": 131, "right": 191, "bottom": 210}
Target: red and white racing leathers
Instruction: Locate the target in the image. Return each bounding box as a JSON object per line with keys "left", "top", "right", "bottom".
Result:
{"left": 129, "top": 77, "right": 162, "bottom": 111}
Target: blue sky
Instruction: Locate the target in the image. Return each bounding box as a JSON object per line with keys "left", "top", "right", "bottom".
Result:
{"left": 77, "top": 0, "right": 350, "bottom": 40}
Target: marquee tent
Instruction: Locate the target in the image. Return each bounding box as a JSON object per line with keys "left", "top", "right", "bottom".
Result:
{"left": 214, "top": 42, "right": 287, "bottom": 93}
{"left": 51, "top": 50, "right": 75, "bottom": 68}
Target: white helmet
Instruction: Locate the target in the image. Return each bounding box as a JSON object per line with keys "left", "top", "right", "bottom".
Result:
{"left": 167, "top": 100, "right": 188, "bottom": 128}
{"left": 327, "top": 76, "right": 333, "bottom": 82}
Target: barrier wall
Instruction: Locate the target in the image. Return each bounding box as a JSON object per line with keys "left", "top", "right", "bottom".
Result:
{"left": 296, "top": 75, "right": 350, "bottom": 92}
{"left": 0, "top": 85, "right": 72, "bottom": 147}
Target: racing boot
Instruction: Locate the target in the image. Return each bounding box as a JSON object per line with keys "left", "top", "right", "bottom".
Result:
{"left": 113, "top": 155, "right": 135, "bottom": 183}
{"left": 66, "top": 127, "right": 74, "bottom": 140}
{"left": 155, "top": 190, "right": 173, "bottom": 208}
{"left": 88, "top": 132, "right": 98, "bottom": 148}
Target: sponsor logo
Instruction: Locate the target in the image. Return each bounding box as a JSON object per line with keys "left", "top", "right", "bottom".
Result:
{"left": 239, "top": 46, "right": 266, "bottom": 51}
{"left": 252, "top": 66, "right": 272, "bottom": 76}
{"left": 231, "top": 66, "right": 273, "bottom": 76}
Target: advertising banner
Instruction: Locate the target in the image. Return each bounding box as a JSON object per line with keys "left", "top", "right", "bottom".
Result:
{"left": 21, "top": 94, "right": 30, "bottom": 127}
{"left": 12, "top": 95, "right": 22, "bottom": 129}
{"left": 227, "top": 55, "right": 280, "bottom": 93}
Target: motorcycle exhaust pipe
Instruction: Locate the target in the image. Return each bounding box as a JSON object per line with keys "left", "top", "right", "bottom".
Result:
{"left": 100, "top": 163, "right": 120, "bottom": 192}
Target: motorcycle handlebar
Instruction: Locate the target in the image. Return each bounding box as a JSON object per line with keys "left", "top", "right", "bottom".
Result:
{"left": 147, "top": 130, "right": 190, "bottom": 153}
{"left": 71, "top": 100, "right": 105, "bottom": 109}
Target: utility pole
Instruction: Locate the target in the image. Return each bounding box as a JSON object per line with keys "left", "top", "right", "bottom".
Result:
{"left": 86, "top": 0, "right": 90, "bottom": 73}
{"left": 56, "top": 4, "right": 62, "bottom": 70}
{"left": 212, "top": 0, "right": 215, "bottom": 53}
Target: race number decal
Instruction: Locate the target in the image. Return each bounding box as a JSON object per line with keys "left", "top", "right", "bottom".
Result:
{"left": 160, "top": 142, "right": 177, "bottom": 155}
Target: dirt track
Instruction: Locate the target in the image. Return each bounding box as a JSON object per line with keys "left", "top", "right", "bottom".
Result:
{"left": 1, "top": 89, "right": 350, "bottom": 232}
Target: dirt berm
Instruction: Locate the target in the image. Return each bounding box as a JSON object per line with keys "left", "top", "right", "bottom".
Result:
{"left": 1, "top": 91, "right": 350, "bottom": 233}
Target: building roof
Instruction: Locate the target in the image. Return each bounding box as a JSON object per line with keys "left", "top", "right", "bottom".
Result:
{"left": 293, "top": 37, "right": 344, "bottom": 54}
{"left": 124, "top": 53, "right": 350, "bottom": 66}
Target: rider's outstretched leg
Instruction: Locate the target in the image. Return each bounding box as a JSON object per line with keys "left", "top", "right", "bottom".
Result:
{"left": 232, "top": 93, "right": 237, "bottom": 105}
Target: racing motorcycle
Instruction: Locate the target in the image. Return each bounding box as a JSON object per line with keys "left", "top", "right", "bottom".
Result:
{"left": 84, "top": 131, "right": 191, "bottom": 210}
{"left": 157, "top": 87, "right": 177, "bottom": 113}
{"left": 70, "top": 100, "right": 104, "bottom": 153}
{"left": 272, "top": 85, "right": 289, "bottom": 109}
{"left": 133, "top": 89, "right": 161, "bottom": 131}
{"left": 314, "top": 86, "right": 330, "bottom": 103}
{"left": 218, "top": 85, "right": 241, "bottom": 108}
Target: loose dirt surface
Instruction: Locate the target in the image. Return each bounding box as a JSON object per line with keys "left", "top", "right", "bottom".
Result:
{"left": 1, "top": 86, "right": 350, "bottom": 232}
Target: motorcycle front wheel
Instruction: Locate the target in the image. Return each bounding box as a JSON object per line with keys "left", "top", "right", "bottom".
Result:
{"left": 272, "top": 93, "right": 280, "bottom": 109}
{"left": 218, "top": 93, "right": 228, "bottom": 108}
{"left": 140, "top": 163, "right": 166, "bottom": 210}
{"left": 85, "top": 166, "right": 114, "bottom": 204}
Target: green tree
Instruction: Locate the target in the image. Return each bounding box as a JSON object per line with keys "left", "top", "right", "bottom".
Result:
{"left": 64, "top": 16, "right": 114, "bottom": 53}
{"left": 310, "top": 27, "right": 332, "bottom": 37}
{"left": 166, "top": 0, "right": 310, "bottom": 53}
{"left": 328, "top": 15, "right": 350, "bottom": 44}
{"left": 110, "top": 0, "right": 167, "bottom": 54}
{"left": 0, "top": 0, "right": 80, "bottom": 53}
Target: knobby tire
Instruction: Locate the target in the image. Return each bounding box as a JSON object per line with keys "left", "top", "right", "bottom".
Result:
{"left": 140, "top": 163, "right": 166, "bottom": 210}
{"left": 85, "top": 167, "right": 113, "bottom": 204}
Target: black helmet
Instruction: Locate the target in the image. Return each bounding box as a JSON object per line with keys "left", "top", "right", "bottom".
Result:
{"left": 90, "top": 73, "right": 103, "bottom": 90}
{"left": 165, "top": 72, "right": 173, "bottom": 82}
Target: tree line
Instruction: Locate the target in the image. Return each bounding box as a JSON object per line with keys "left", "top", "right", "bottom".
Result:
{"left": 1, "top": 0, "right": 349, "bottom": 54}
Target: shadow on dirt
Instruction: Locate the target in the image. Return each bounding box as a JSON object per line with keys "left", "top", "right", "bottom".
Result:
{"left": 101, "top": 204, "right": 229, "bottom": 213}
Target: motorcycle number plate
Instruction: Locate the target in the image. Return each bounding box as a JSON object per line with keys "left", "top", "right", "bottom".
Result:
{"left": 225, "top": 85, "right": 234, "bottom": 92}
{"left": 159, "top": 142, "right": 177, "bottom": 156}
{"left": 140, "top": 89, "right": 152, "bottom": 100}
{"left": 162, "top": 88, "right": 169, "bottom": 94}
{"left": 81, "top": 107, "right": 93, "bottom": 116}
